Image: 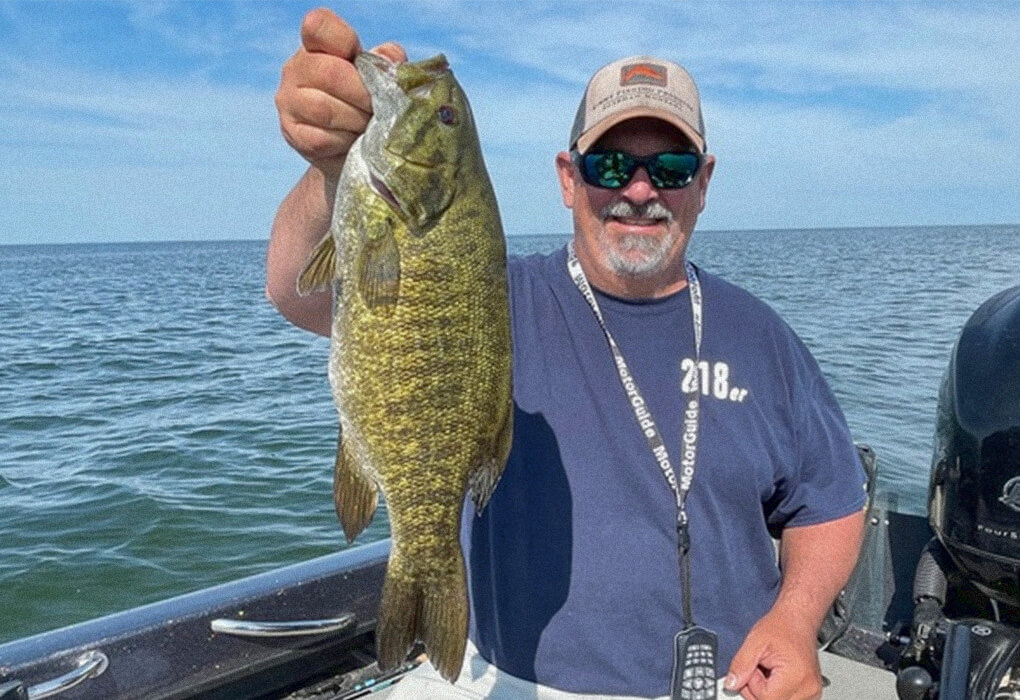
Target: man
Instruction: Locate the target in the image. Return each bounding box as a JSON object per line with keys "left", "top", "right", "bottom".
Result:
{"left": 267, "top": 9, "right": 866, "bottom": 700}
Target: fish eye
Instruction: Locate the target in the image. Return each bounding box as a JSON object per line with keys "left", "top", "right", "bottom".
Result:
{"left": 437, "top": 105, "right": 458, "bottom": 126}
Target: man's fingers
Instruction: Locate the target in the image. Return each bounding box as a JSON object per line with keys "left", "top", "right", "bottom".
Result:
{"left": 732, "top": 668, "right": 764, "bottom": 700}
{"left": 745, "top": 669, "right": 768, "bottom": 699}
{"left": 278, "top": 8, "right": 406, "bottom": 173}
{"left": 283, "top": 122, "right": 358, "bottom": 163}
{"left": 725, "top": 644, "right": 763, "bottom": 695}
{"left": 287, "top": 88, "right": 369, "bottom": 134}
{"left": 731, "top": 658, "right": 821, "bottom": 700}
{"left": 301, "top": 7, "right": 361, "bottom": 58}
{"left": 369, "top": 41, "right": 407, "bottom": 64}
{"left": 283, "top": 49, "right": 373, "bottom": 116}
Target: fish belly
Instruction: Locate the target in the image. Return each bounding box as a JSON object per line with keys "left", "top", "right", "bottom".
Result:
{"left": 330, "top": 188, "right": 511, "bottom": 682}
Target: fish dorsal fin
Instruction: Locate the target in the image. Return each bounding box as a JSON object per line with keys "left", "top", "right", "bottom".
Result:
{"left": 357, "top": 225, "right": 400, "bottom": 314}
{"left": 297, "top": 232, "right": 338, "bottom": 296}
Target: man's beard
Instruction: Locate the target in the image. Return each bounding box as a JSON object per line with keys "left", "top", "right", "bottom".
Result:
{"left": 598, "top": 200, "right": 676, "bottom": 278}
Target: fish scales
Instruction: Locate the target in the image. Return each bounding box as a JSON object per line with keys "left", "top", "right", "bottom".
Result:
{"left": 297, "top": 53, "right": 512, "bottom": 684}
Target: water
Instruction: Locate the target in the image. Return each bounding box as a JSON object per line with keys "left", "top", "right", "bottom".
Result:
{"left": 0, "top": 227, "right": 1017, "bottom": 644}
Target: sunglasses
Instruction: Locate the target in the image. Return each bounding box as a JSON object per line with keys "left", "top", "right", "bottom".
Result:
{"left": 572, "top": 149, "right": 702, "bottom": 190}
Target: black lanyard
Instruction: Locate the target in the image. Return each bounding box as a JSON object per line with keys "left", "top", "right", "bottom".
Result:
{"left": 566, "top": 242, "right": 704, "bottom": 627}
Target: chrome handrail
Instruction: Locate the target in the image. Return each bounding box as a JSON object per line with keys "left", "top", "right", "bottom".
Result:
{"left": 210, "top": 613, "right": 356, "bottom": 638}
{"left": 27, "top": 650, "right": 108, "bottom": 699}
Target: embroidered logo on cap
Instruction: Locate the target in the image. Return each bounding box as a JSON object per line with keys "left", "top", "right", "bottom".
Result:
{"left": 620, "top": 62, "right": 668, "bottom": 87}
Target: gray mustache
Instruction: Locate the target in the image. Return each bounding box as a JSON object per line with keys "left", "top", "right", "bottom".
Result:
{"left": 599, "top": 200, "right": 674, "bottom": 222}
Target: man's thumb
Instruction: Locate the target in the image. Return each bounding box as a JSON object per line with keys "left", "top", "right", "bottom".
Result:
{"left": 368, "top": 42, "right": 407, "bottom": 65}
{"left": 725, "top": 642, "right": 762, "bottom": 693}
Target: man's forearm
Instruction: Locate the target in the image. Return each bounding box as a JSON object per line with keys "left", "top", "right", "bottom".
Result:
{"left": 773, "top": 509, "right": 866, "bottom": 634}
{"left": 724, "top": 509, "right": 866, "bottom": 698}
{"left": 265, "top": 166, "right": 337, "bottom": 336}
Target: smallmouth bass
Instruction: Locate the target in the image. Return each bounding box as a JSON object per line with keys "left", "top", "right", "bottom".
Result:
{"left": 297, "top": 52, "right": 513, "bottom": 683}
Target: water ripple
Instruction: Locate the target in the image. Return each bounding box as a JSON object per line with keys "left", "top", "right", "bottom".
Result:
{"left": 1, "top": 230, "right": 1017, "bottom": 642}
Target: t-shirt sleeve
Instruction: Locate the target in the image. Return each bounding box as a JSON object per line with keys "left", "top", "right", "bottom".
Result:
{"left": 766, "top": 339, "right": 868, "bottom": 530}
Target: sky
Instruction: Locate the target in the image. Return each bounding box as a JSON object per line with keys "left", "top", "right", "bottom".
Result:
{"left": 1, "top": 0, "right": 1018, "bottom": 245}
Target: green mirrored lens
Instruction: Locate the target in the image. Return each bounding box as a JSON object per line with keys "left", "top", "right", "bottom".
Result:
{"left": 579, "top": 151, "right": 700, "bottom": 189}
{"left": 648, "top": 152, "right": 700, "bottom": 188}
{"left": 586, "top": 151, "right": 633, "bottom": 188}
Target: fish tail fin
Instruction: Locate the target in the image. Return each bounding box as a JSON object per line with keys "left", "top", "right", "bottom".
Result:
{"left": 376, "top": 551, "right": 468, "bottom": 684}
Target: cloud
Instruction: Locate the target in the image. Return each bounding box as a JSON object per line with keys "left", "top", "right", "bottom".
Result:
{"left": 0, "top": 52, "right": 300, "bottom": 244}
{"left": 0, "top": 0, "right": 1017, "bottom": 244}
{"left": 0, "top": 55, "right": 288, "bottom": 167}
{"left": 431, "top": 1, "right": 1020, "bottom": 229}
{"left": 123, "top": 1, "right": 299, "bottom": 63}
{"left": 1, "top": 163, "right": 298, "bottom": 244}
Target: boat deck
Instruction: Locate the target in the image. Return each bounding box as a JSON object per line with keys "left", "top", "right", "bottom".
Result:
{"left": 1, "top": 502, "right": 921, "bottom": 699}
{"left": 361, "top": 649, "right": 897, "bottom": 698}
{"left": 819, "top": 648, "right": 897, "bottom": 698}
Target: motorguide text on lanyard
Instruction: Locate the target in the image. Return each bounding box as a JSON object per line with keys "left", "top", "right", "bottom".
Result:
{"left": 566, "top": 242, "right": 718, "bottom": 696}
{"left": 565, "top": 242, "right": 703, "bottom": 605}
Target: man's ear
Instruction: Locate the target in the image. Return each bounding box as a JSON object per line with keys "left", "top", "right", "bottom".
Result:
{"left": 696, "top": 154, "right": 716, "bottom": 214}
{"left": 555, "top": 151, "right": 578, "bottom": 210}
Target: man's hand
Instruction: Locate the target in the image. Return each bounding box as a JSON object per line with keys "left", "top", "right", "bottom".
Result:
{"left": 266, "top": 9, "right": 406, "bottom": 334}
{"left": 723, "top": 510, "right": 865, "bottom": 700}
{"left": 274, "top": 8, "right": 406, "bottom": 179}
{"left": 724, "top": 608, "right": 822, "bottom": 700}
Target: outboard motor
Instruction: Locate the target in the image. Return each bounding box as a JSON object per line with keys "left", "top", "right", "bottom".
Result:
{"left": 897, "top": 285, "right": 1020, "bottom": 700}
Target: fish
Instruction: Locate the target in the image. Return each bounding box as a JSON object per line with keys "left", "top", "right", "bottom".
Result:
{"left": 296, "top": 53, "right": 513, "bottom": 683}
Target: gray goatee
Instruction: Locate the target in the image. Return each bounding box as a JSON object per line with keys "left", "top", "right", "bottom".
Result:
{"left": 598, "top": 200, "right": 676, "bottom": 278}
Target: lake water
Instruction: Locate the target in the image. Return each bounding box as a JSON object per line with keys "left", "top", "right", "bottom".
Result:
{"left": 1, "top": 226, "right": 1017, "bottom": 643}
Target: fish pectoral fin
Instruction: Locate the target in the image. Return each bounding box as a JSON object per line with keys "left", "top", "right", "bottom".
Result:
{"left": 357, "top": 226, "right": 400, "bottom": 314}
{"left": 333, "top": 432, "right": 379, "bottom": 543}
{"left": 297, "top": 232, "right": 338, "bottom": 296}
{"left": 469, "top": 400, "right": 513, "bottom": 513}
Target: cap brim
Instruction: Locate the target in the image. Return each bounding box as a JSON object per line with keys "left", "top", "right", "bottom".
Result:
{"left": 574, "top": 107, "right": 705, "bottom": 154}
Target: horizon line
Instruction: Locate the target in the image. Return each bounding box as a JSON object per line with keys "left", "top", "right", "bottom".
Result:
{"left": 2, "top": 221, "right": 1019, "bottom": 249}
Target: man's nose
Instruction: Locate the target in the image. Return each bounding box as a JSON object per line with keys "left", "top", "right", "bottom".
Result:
{"left": 620, "top": 167, "right": 658, "bottom": 204}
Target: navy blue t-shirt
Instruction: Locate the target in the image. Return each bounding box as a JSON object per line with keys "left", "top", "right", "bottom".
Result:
{"left": 462, "top": 246, "right": 866, "bottom": 697}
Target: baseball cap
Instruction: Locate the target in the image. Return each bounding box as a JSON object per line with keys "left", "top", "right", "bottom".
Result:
{"left": 569, "top": 55, "right": 706, "bottom": 154}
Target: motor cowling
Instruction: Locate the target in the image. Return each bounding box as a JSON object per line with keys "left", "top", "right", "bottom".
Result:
{"left": 928, "top": 284, "right": 1020, "bottom": 608}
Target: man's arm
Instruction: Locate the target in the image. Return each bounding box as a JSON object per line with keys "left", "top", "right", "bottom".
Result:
{"left": 266, "top": 166, "right": 335, "bottom": 336}
{"left": 265, "top": 8, "right": 405, "bottom": 336}
{"left": 725, "top": 509, "right": 866, "bottom": 700}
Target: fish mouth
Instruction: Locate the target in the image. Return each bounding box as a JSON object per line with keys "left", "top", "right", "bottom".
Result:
{"left": 384, "top": 143, "right": 443, "bottom": 169}
{"left": 370, "top": 171, "right": 404, "bottom": 219}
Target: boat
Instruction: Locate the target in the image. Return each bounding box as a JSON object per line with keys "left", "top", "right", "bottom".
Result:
{"left": 0, "top": 478, "right": 938, "bottom": 700}
{"left": 0, "top": 538, "right": 410, "bottom": 699}
{"left": 3, "top": 284, "right": 1017, "bottom": 699}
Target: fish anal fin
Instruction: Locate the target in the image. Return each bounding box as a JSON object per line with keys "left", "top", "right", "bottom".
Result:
{"left": 357, "top": 225, "right": 400, "bottom": 314}
{"left": 469, "top": 400, "right": 513, "bottom": 513}
{"left": 297, "top": 232, "right": 338, "bottom": 296}
{"left": 333, "top": 431, "right": 379, "bottom": 544}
